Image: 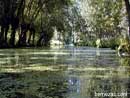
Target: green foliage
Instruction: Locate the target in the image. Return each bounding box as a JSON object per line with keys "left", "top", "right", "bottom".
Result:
{"left": 75, "top": 0, "right": 124, "bottom": 49}
{"left": 78, "top": 39, "right": 96, "bottom": 47}
{"left": 100, "top": 38, "right": 120, "bottom": 49}
{"left": 0, "top": 0, "right": 75, "bottom": 47}
{"left": 0, "top": 0, "right": 127, "bottom": 48}
{"left": 118, "top": 36, "right": 130, "bottom": 54}
{"left": 78, "top": 38, "right": 120, "bottom": 49}
{"left": 89, "top": 0, "right": 123, "bottom": 34}
{"left": 120, "top": 58, "right": 130, "bottom": 66}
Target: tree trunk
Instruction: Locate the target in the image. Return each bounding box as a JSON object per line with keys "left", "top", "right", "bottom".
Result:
{"left": 10, "top": 29, "right": 16, "bottom": 47}
{"left": 124, "top": 0, "right": 130, "bottom": 36}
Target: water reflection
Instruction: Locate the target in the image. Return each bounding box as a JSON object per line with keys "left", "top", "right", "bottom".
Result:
{"left": 0, "top": 47, "right": 130, "bottom": 98}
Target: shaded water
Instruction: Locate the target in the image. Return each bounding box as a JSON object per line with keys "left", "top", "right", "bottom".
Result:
{"left": 0, "top": 47, "right": 130, "bottom": 98}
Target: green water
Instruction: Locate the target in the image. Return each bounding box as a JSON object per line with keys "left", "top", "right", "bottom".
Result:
{"left": 0, "top": 47, "right": 130, "bottom": 98}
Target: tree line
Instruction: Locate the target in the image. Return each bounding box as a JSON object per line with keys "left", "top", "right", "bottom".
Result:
{"left": 0, "top": 0, "right": 73, "bottom": 48}
{"left": 0, "top": 0, "right": 130, "bottom": 48}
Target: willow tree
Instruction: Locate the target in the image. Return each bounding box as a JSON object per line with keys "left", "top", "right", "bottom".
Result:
{"left": 0, "top": 0, "right": 74, "bottom": 47}
{"left": 35, "top": 0, "right": 74, "bottom": 46}
{"left": 17, "top": 0, "right": 74, "bottom": 47}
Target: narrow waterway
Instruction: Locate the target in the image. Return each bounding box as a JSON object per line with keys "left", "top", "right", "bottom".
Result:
{"left": 0, "top": 47, "right": 130, "bottom": 98}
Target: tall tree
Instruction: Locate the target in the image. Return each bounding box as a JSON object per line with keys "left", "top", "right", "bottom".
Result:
{"left": 83, "top": 0, "right": 123, "bottom": 38}
{"left": 124, "top": 0, "right": 130, "bottom": 36}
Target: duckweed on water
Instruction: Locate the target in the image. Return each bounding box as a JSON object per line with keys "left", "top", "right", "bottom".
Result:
{"left": 0, "top": 70, "right": 69, "bottom": 98}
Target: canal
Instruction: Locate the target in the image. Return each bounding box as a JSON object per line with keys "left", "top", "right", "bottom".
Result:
{"left": 0, "top": 47, "right": 130, "bottom": 98}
